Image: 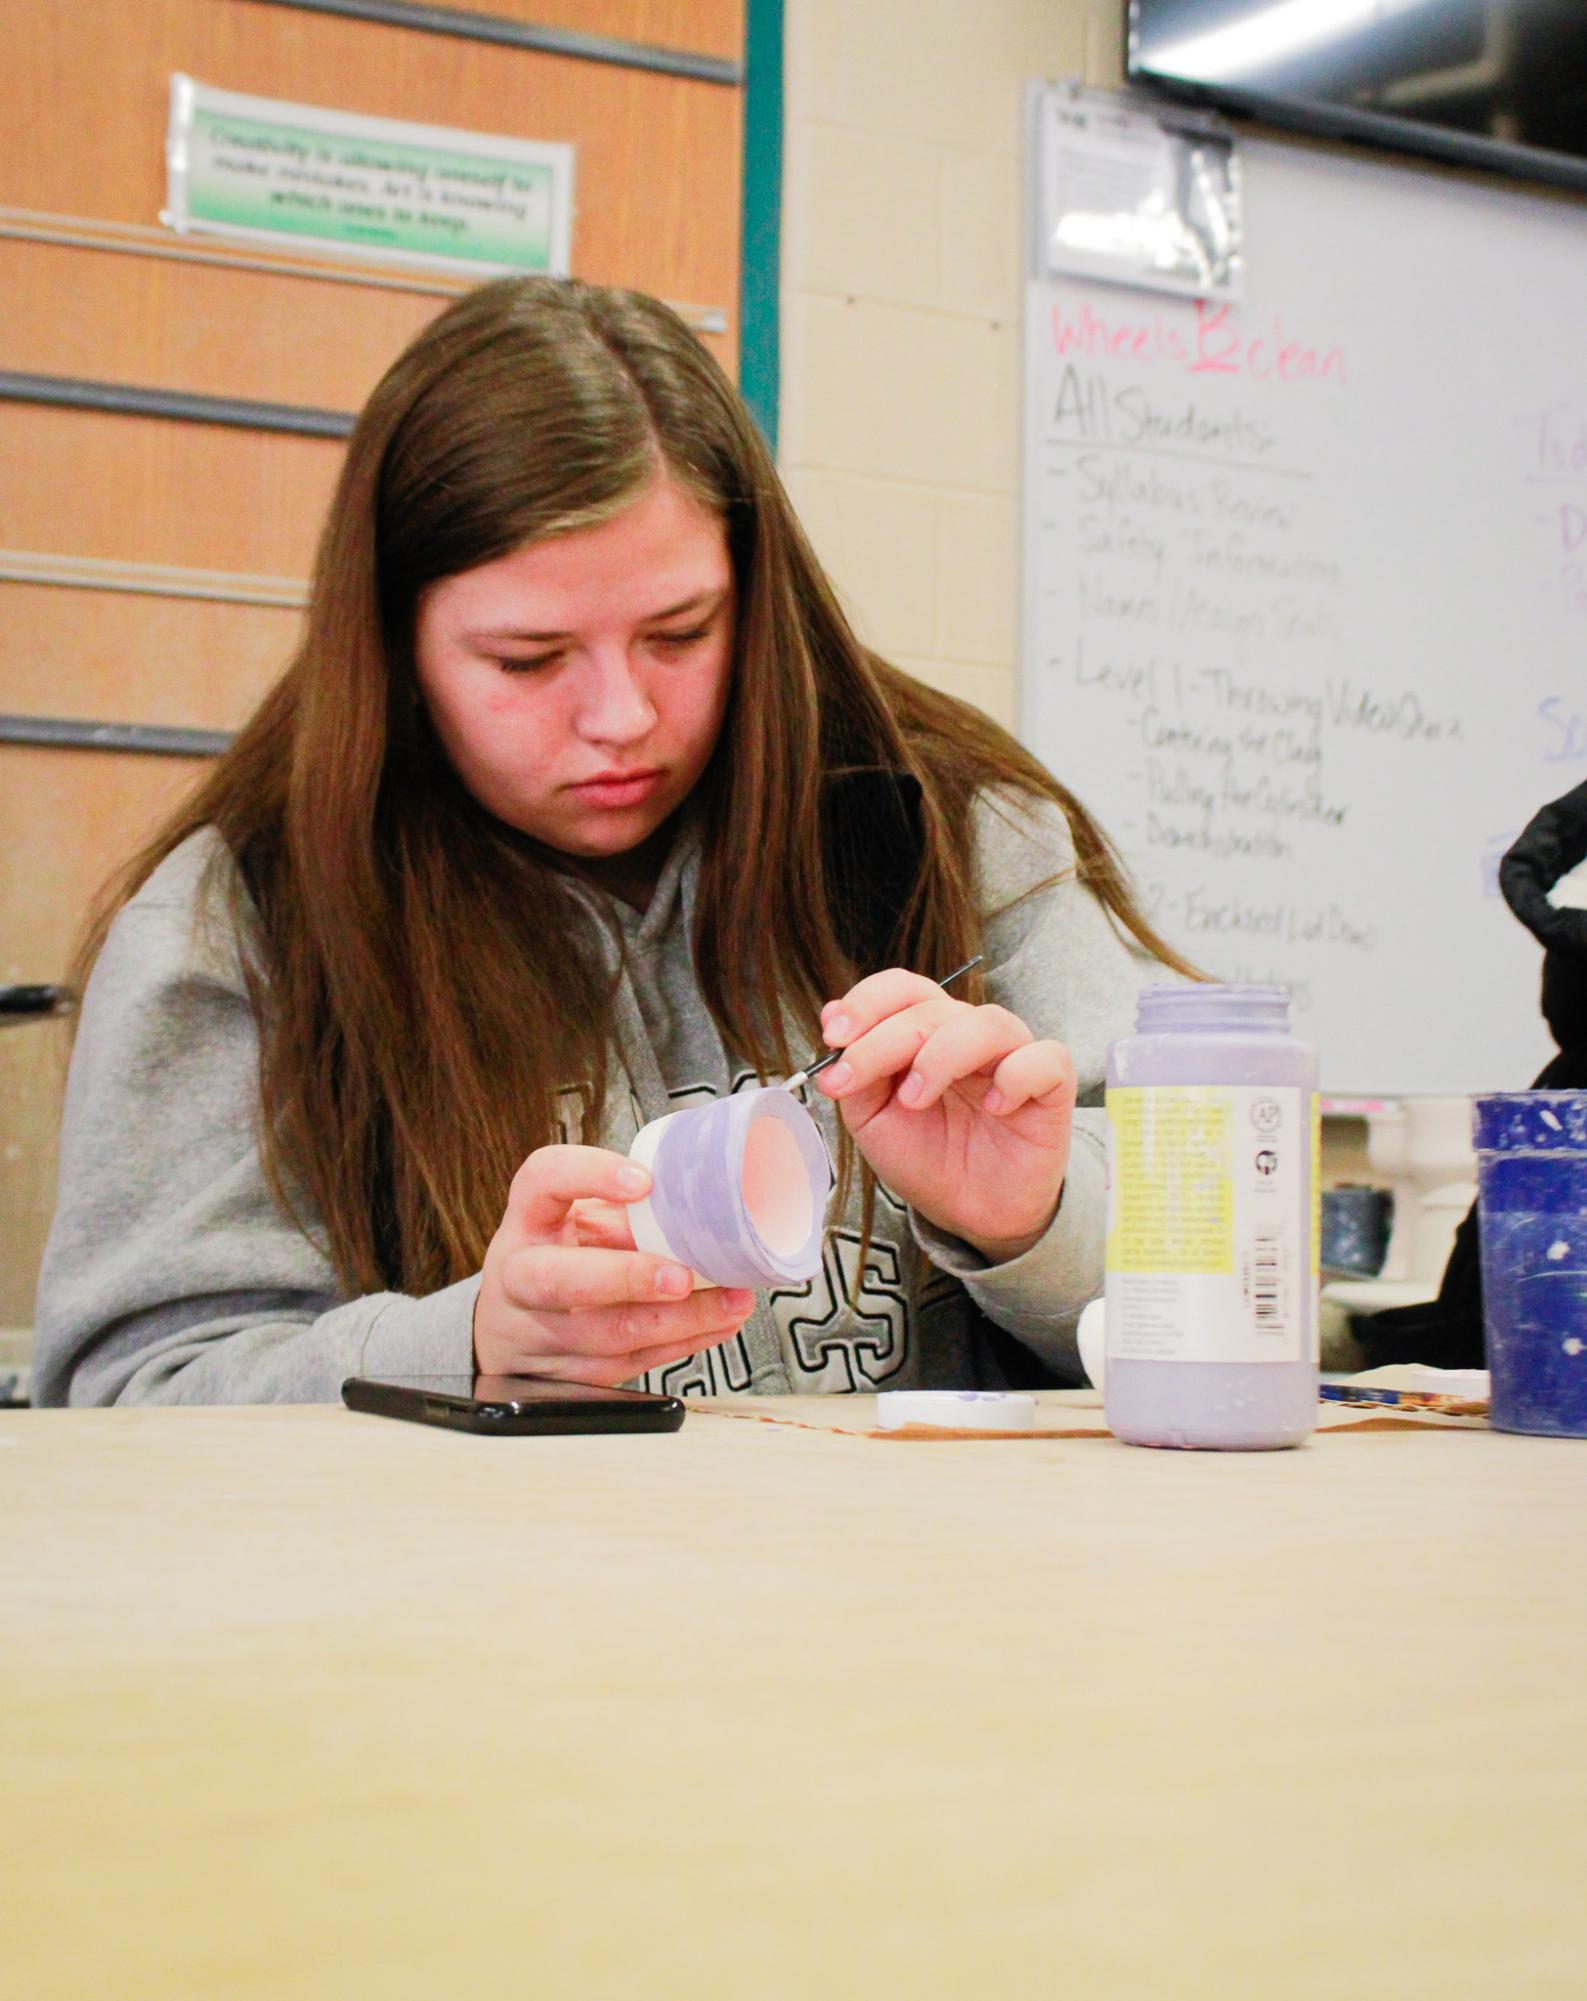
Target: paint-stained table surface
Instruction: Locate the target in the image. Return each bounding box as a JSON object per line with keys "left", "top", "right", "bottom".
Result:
{"left": 5, "top": 1395, "right": 1585, "bottom": 1999}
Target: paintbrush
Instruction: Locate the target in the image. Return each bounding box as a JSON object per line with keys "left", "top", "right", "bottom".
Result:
{"left": 784, "top": 955, "right": 986, "bottom": 1093}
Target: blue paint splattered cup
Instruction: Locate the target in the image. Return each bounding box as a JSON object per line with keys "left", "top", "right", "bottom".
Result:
{"left": 1473, "top": 1093, "right": 1587, "bottom": 1439}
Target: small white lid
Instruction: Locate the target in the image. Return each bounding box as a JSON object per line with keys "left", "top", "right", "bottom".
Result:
{"left": 875, "top": 1391, "right": 1037, "bottom": 1431}
{"left": 1077, "top": 1295, "right": 1106, "bottom": 1389}
{"left": 626, "top": 1114, "right": 676, "bottom": 1262}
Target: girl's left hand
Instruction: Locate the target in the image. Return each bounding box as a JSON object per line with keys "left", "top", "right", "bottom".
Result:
{"left": 813, "top": 970, "right": 1077, "bottom": 1264}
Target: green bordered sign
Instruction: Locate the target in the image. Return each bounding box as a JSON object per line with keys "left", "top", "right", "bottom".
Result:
{"left": 165, "top": 75, "right": 574, "bottom": 276}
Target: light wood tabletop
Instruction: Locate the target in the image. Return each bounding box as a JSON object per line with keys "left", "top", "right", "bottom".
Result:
{"left": 5, "top": 1396, "right": 1585, "bottom": 1999}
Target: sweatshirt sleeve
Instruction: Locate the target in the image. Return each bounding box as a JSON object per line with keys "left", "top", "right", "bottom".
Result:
{"left": 908, "top": 788, "right": 1158, "bottom": 1377}
{"left": 32, "top": 837, "right": 478, "bottom": 1407}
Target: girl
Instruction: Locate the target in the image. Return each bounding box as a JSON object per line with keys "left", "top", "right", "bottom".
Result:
{"left": 35, "top": 277, "right": 1187, "bottom": 1406}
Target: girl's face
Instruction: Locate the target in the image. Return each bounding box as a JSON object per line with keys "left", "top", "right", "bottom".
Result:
{"left": 414, "top": 473, "right": 736, "bottom": 875}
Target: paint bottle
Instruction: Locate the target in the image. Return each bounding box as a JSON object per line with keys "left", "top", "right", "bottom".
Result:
{"left": 628, "top": 1087, "right": 832, "bottom": 1289}
{"left": 1104, "top": 984, "right": 1319, "bottom": 1450}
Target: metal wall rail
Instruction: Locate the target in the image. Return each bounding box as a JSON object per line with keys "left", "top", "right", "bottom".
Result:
{"left": 0, "top": 370, "right": 355, "bottom": 439}
{"left": 242, "top": 0, "right": 744, "bottom": 84}
{"left": 0, "top": 715, "right": 234, "bottom": 758}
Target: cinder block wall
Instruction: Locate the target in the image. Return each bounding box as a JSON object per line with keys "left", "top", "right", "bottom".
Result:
{"left": 780, "top": 0, "right": 1126, "bottom": 731}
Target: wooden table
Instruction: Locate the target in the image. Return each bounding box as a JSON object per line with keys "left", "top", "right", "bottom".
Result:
{"left": 5, "top": 1397, "right": 1585, "bottom": 1999}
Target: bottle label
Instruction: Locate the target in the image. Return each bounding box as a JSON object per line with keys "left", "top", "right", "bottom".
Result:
{"left": 1105, "top": 1085, "right": 1316, "bottom": 1365}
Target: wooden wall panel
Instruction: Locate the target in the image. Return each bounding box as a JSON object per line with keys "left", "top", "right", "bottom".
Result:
{"left": 1, "top": 0, "right": 750, "bottom": 1343}
{"left": 0, "top": 587, "right": 303, "bottom": 730}
{"left": 0, "top": 747, "right": 208, "bottom": 983}
{"left": 0, "top": 238, "right": 444, "bottom": 414}
{"left": 6, "top": 0, "right": 743, "bottom": 354}
{"left": 0, "top": 1035, "right": 70, "bottom": 1331}
{"left": 0, "top": 406, "right": 344, "bottom": 575}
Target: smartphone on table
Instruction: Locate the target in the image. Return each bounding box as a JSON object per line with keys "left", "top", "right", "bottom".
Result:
{"left": 342, "top": 1374, "right": 687, "bottom": 1435}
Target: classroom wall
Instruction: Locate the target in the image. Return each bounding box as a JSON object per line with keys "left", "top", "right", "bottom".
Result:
{"left": 779, "top": 0, "right": 1125, "bottom": 731}
{"left": 778, "top": 1, "right": 1381, "bottom": 1204}
{"left": 0, "top": 0, "right": 1393, "bottom": 1375}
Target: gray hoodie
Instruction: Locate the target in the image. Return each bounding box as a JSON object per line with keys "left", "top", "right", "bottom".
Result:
{"left": 34, "top": 789, "right": 1151, "bottom": 1405}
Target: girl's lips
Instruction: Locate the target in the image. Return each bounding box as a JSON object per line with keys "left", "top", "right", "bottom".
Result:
{"left": 570, "top": 769, "right": 665, "bottom": 809}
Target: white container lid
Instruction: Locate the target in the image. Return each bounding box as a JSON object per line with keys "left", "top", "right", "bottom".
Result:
{"left": 876, "top": 1391, "right": 1037, "bottom": 1432}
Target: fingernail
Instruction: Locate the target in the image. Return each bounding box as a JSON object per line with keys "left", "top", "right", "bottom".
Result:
{"left": 822, "top": 1061, "right": 853, "bottom": 1093}
{"left": 656, "top": 1264, "right": 691, "bottom": 1296}
{"left": 825, "top": 1014, "right": 852, "bottom": 1044}
{"left": 983, "top": 1087, "right": 1005, "bottom": 1114}
{"left": 898, "top": 1071, "right": 926, "bottom": 1106}
{"left": 617, "top": 1164, "right": 649, "bottom": 1194}
{"left": 725, "top": 1289, "right": 755, "bottom": 1314}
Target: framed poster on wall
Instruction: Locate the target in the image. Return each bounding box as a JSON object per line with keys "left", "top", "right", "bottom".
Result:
{"left": 165, "top": 74, "right": 574, "bottom": 276}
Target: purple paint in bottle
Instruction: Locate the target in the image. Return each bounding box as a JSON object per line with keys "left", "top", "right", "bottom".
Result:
{"left": 1104, "top": 984, "right": 1319, "bottom": 1450}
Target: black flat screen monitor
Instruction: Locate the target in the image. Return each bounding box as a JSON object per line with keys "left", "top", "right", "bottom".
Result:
{"left": 1127, "top": 1, "right": 1587, "bottom": 195}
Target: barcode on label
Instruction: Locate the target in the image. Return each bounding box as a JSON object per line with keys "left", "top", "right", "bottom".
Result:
{"left": 1252, "top": 1233, "right": 1285, "bottom": 1332}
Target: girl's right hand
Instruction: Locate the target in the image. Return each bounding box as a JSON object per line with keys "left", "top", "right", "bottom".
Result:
{"left": 473, "top": 1144, "right": 755, "bottom": 1386}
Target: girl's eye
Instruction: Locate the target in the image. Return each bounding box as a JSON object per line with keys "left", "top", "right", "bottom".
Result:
{"left": 651, "top": 624, "right": 711, "bottom": 651}
{"left": 492, "top": 653, "right": 560, "bottom": 675}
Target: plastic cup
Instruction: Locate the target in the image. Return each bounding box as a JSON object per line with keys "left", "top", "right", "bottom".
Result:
{"left": 1472, "top": 1092, "right": 1587, "bottom": 1439}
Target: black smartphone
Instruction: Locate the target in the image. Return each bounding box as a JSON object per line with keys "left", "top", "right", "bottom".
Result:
{"left": 341, "top": 1374, "right": 687, "bottom": 1435}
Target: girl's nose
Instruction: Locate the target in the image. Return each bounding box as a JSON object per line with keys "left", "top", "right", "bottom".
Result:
{"left": 576, "top": 651, "right": 656, "bottom": 745}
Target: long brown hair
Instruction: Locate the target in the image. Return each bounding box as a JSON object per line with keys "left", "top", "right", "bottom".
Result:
{"left": 78, "top": 277, "right": 1191, "bottom": 1295}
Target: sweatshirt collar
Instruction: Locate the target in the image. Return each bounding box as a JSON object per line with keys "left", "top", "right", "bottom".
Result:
{"left": 599, "top": 799, "right": 704, "bottom": 949}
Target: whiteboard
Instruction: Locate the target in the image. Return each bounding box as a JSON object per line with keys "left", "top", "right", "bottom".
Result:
{"left": 1021, "top": 95, "right": 1587, "bottom": 1096}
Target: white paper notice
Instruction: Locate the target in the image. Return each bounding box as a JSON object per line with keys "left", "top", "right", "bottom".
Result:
{"left": 1039, "top": 83, "right": 1242, "bottom": 301}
